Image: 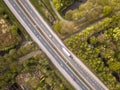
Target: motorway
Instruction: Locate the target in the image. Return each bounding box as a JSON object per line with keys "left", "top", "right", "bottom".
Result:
{"left": 3, "top": 0, "right": 90, "bottom": 90}
{"left": 17, "top": 0, "right": 109, "bottom": 90}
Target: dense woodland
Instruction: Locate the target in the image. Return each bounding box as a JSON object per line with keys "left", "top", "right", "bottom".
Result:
{"left": 65, "top": 14, "right": 120, "bottom": 89}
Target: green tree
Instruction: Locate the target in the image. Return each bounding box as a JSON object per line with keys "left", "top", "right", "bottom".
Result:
{"left": 9, "top": 49, "right": 16, "bottom": 56}
{"left": 0, "top": 7, "right": 4, "bottom": 15}
{"left": 90, "top": 36, "right": 97, "bottom": 44}
{"left": 3, "top": 14, "right": 8, "bottom": 19}
{"left": 109, "top": 61, "right": 120, "bottom": 72}
{"left": 65, "top": 10, "right": 73, "bottom": 20}
{"left": 103, "top": 6, "right": 112, "bottom": 16}
{"left": 10, "top": 25, "right": 18, "bottom": 36}
{"left": 53, "top": 21, "right": 61, "bottom": 33}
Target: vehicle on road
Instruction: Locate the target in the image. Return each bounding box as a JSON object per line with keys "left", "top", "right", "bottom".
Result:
{"left": 62, "top": 47, "right": 71, "bottom": 57}
{"left": 72, "top": 77, "right": 76, "bottom": 81}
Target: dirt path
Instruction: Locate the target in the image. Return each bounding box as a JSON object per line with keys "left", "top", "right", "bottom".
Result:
{"left": 18, "top": 50, "right": 41, "bottom": 63}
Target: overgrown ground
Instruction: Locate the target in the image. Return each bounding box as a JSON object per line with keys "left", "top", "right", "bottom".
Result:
{"left": 0, "top": 0, "right": 29, "bottom": 37}
{"left": 0, "top": 18, "right": 21, "bottom": 50}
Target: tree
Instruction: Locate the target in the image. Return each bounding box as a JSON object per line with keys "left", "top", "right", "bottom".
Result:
{"left": 103, "top": 6, "right": 112, "bottom": 16}
{"left": 45, "top": 77, "right": 53, "bottom": 86}
{"left": 65, "top": 10, "right": 73, "bottom": 20}
{"left": 10, "top": 25, "right": 18, "bottom": 36}
{"left": 90, "top": 36, "right": 97, "bottom": 45}
{"left": 0, "top": 8, "right": 4, "bottom": 15}
{"left": 52, "top": 0, "right": 61, "bottom": 10}
{"left": 9, "top": 49, "right": 16, "bottom": 56}
{"left": 112, "top": 27, "right": 120, "bottom": 41}
{"left": 117, "top": 53, "right": 120, "bottom": 60}
{"left": 3, "top": 14, "right": 8, "bottom": 19}
{"left": 53, "top": 21, "right": 61, "bottom": 33}
{"left": 109, "top": 61, "right": 120, "bottom": 72}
